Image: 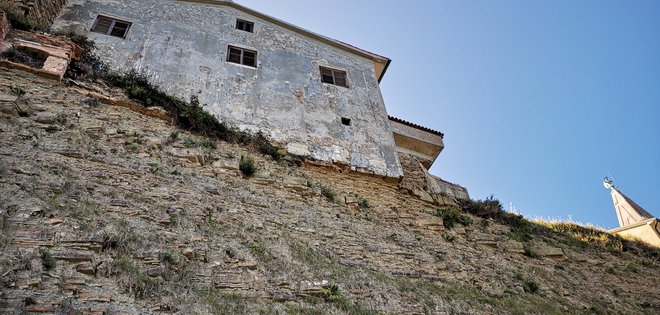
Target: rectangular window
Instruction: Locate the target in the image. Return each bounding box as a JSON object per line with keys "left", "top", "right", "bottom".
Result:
{"left": 236, "top": 19, "right": 254, "bottom": 33}
{"left": 320, "top": 66, "right": 348, "bottom": 87}
{"left": 227, "top": 46, "right": 257, "bottom": 67}
{"left": 91, "top": 15, "right": 132, "bottom": 39}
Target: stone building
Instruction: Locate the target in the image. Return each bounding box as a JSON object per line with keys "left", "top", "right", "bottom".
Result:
{"left": 47, "top": 0, "right": 468, "bottom": 197}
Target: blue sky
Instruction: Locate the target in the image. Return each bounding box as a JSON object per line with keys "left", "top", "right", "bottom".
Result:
{"left": 238, "top": 0, "right": 659, "bottom": 229}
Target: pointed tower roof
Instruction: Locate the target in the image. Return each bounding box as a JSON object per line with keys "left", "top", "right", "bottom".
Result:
{"left": 604, "top": 178, "right": 655, "bottom": 228}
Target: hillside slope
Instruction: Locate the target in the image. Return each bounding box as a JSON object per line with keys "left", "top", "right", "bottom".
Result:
{"left": 0, "top": 68, "right": 658, "bottom": 314}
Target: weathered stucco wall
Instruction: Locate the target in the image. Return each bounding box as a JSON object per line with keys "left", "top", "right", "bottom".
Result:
{"left": 52, "top": 0, "right": 403, "bottom": 178}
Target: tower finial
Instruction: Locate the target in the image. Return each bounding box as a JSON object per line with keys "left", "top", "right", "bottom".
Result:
{"left": 603, "top": 177, "right": 615, "bottom": 190}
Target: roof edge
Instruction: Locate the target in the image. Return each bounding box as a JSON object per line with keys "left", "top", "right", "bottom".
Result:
{"left": 609, "top": 218, "right": 657, "bottom": 234}
{"left": 378, "top": 58, "right": 391, "bottom": 83}
{"left": 389, "top": 115, "right": 444, "bottom": 138}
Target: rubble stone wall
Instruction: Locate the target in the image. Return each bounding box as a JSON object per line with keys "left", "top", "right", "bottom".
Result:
{"left": 398, "top": 152, "right": 470, "bottom": 202}
{"left": 10, "top": 0, "right": 68, "bottom": 26}
{"left": 0, "top": 11, "right": 9, "bottom": 40}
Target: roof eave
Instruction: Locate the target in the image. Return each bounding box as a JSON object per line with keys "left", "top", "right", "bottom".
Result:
{"left": 609, "top": 218, "right": 657, "bottom": 234}
{"left": 378, "top": 58, "right": 391, "bottom": 83}
{"left": 388, "top": 115, "right": 445, "bottom": 138}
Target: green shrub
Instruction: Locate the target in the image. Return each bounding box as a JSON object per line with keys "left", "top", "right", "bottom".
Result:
{"left": 320, "top": 284, "right": 342, "bottom": 302}
{"left": 183, "top": 138, "right": 197, "bottom": 148}
{"left": 460, "top": 195, "right": 503, "bottom": 217}
{"left": 626, "top": 262, "right": 639, "bottom": 273}
{"left": 523, "top": 245, "right": 539, "bottom": 258}
{"left": 66, "top": 33, "right": 109, "bottom": 79}
{"left": 10, "top": 83, "right": 26, "bottom": 96}
{"left": 319, "top": 284, "right": 378, "bottom": 314}
{"left": 160, "top": 251, "right": 175, "bottom": 265}
{"left": 386, "top": 232, "right": 397, "bottom": 240}
{"left": 113, "top": 258, "right": 160, "bottom": 298}
{"left": 436, "top": 207, "right": 472, "bottom": 229}
{"left": 523, "top": 280, "right": 540, "bottom": 294}
{"left": 321, "top": 186, "right": 336, "bottom": 202}
{"left": 200, "top": 139, "right": 217, "bottom": 149}
{"left": 253, "top": 132, "right": 283, "bottom": 160}
{"left": 460, "top": 196, "right": 533, "bottom": 240}
{"left": 39, "top": 248, "right": 55, "bottom": 270}
{"left": 239, "top": 155, "right": 257, "bottom": 177}
{"left": 248, "top": 241, "right": 272, "bottom": 261}
{"left": 357, "top": 197, "right": 371, "bottom": 209}
{"left": 166, "top": 130, "right": 179, "bottom": 144}
{"left": 101, "top": 221, "right": 139, "bottom": 255}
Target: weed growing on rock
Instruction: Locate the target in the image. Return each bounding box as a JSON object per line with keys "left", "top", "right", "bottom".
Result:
{"left": 626, "top": 262, "right": 639, "bottom": 273}
{"left": 160, "top": 251, "right": 175, "bottom": 265}
{"left": 523, "top": 280, "right": 540, "bottom": 294}
{"left": 66, "top": 33, "right": 109, "bottom": 79}
{"left": 101, "top": 220, "right": 139, "bottom": 255}
{"left": 200, "top": 139, "right": 217, "bottom": 149}
{"left": 460, "top": 196, "right": 533, "bottom": 240}
{"left": 442, "top": 233, "right": 456, "bottom": 242}
{"left": 523, "top": 245, "right": 539, "bottom": 258}
{"left": 84, "top": 97, "right": 100, "bottom": 107}
{"left": 357, "top": 197, "right": 371, "bottom": 209}
{"left": 165, "top": 130, "right": 180, "bottom": 144}
{"left": 197, "top": 289, "right": 249, "bottom": 314}
{"left": 320, "top": 284, "right": 342, "bottom": 302}
{"left": 318, "top": 284, "right": 378, "bottom": 314}
{"left": 113, "top": 257, "right": 161, "bottom": 298}
{"left": 514, "top": 271, "right": 540, "bottom": 294}
{"left": 248, "top": 241, "right": 271, "bottom": 261}
{"left": 254, "top": 132, "right": 283, "bottom": 160}
{"left": 10, "top": 83, "right": 26, "bottom": 96}
{"left": 239, "top": 155, "right": 257, "bottom": 177}
{"left": 285, "top": 304, "right": 324, "bottom": 315}
{"left": 386, "top": 232, "right": 398, "bottom": 240}
{"left": 170, "top": 168, "right": 181, "bottom": 176}
{"left": 535, "top": 221, "right": 624, "bottom": 253}
{"left": 39, "top": 248, "right": 55, "bottom": 270}
{"left": 183, "top": 138, "right": 197, "bottom": 148}
{"left": 321, "top": 186, "right": 336, "bottom": 202}
{"left": 436, "top": 207, "right": 472, "bottom": 229}
{"left": 148, "top": 163, "right": 161, "bottom": 174}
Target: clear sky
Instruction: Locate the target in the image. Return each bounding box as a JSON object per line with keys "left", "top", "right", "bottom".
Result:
{"left": 237, "top": 0, "right": 659, "bottom": 229}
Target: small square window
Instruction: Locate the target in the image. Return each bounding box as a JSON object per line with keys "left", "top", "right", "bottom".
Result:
{"left": 227, "top": 46, "right": 257, "bottom": 67}
{"left": 320, "top": 66, "right": 348, "bottom": 88}
{"left": 236, "top": 19, "right": 254, "bottom": 33}
{"left": 91, "top": 15, "right": 132, "bottom": 38}
{"left": 341, "top": 117, "right": 351, "bottom": 126}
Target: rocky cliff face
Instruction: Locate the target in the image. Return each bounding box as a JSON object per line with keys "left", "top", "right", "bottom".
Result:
{"left": 0, "top": 68, "right": 658, "bottom": 314}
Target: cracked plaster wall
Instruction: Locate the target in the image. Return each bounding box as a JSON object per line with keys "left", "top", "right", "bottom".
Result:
{"left": 52, "top": 0, "right": 403, "bottom": 178}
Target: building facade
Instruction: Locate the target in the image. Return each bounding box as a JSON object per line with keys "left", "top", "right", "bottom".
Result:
{"left": 603, "top": 178, "right": 659, "bottom": 247}
{"left": 52, "top": 0, "right": 405, "bottom": 177}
